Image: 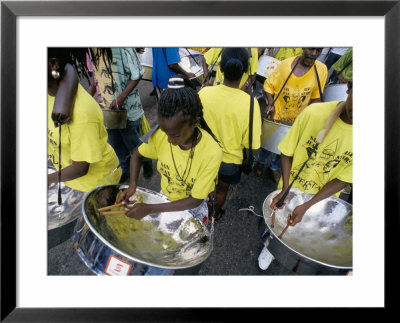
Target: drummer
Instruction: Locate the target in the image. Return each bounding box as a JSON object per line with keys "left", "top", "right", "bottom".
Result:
{"left": 254, "top": 48, "right": 328, "bottom": 183}
{"left": 47, "top": 48, "right": 122, "bottom": 192}
{"left": 258, "top": 82, "right": 353, "bottom": 270}
{"left": 118, "top": 75, "right": 223, "bottom": 225}
{"left": 199, "top": 48, "right": 262, "bottom": 220}
{"left": 202, "top": 47, "right": 259, "bottom": 92}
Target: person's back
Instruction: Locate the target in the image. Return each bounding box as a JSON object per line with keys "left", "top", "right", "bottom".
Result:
{"left": 200, "top": 85, "right": 260, "bottom": 164}
{"left": 151, "top": 48, "right": 181, "bottom": 89}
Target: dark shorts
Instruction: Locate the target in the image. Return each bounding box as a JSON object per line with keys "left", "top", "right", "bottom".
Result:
{"left": 218, "top": 162, "right": 242, "bottom": 185}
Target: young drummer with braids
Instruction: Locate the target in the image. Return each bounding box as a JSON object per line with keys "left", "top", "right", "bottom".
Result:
{"left": 199, "top": 48, "right": 262, "bottom": 220}
{"left": 118, "top": 75, "right": 223, "bottom": 225}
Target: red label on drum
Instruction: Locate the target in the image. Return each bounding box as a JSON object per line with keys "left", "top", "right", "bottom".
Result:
{"left": 105, "top": 254, "right": 132, "bottom": 276}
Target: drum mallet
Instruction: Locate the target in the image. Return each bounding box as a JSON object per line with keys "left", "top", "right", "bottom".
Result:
{"left": 275, "top": 101, "right": 345, "bottom": 208}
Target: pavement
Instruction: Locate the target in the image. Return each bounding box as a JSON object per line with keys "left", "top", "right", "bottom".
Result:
{"left": 48, "top": 80, "right": 350, "bottom": 276}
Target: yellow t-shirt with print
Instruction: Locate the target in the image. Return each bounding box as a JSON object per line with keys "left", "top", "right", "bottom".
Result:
{"left": 138, "top": 128, "right": 223, "bottom": 201}
{"left": 48, "top": 84, "right": 121, "bottom": 192}
{"left": 264, "top": 56, "right": 328, "bottom": 123}
{"left": 204, "top": 48, "right": 259, "bottom": 89}
{"left": 278, "top": 101, "right": 352, "bottom": 196}
{"left": 199, "top": 84, "right": 262, "bottom": 164}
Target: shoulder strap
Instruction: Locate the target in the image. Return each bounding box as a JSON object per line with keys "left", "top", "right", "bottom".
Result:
{"left": 248, "top": 85, "right": 254, "bottom": 153}
{"left": 271, "top": 56, "right": 300, "bottom": 106}
{"left": 314, "top": 63, "right": 324, "bottom": 102}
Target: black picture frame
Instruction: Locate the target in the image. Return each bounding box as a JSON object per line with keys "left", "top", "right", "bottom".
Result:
{"left": 1, "top": 0, "right": 397, "bottom": 321}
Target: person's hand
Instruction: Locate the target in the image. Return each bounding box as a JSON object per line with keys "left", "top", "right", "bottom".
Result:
{"left": 124, "top": 203, "right": 152, "bottom": 220}
{"left": 265, "top": 104, "right": 275, "bottom": 118}
{"left": 270, "top": 190, "right": 287, "bottom": 210}
{"left": 52, "top": 111, "right": 72, "bottom": 127}
{"left": 109, "top": 95, "right": 126, "bottom": 109}
{"left": 187, "top": 72, "right": 197, "bottom": 79}
{"left": 287, "top": 203, "right": 309, "bottom": 226}
{"left": 117, "top": 185, "right": 137, "bottom": 205}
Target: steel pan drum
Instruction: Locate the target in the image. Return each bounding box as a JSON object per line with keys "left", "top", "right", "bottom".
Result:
{"left": 102, "top": 108, "right": 127, "bottom": 129}
{"left": 262, "top": 188, "right": 352, "bottom": 274}
{"left": 323, "top": 84, "right": 348, "bottom": 102}
{"left": 48, "top": 166, "right": 85, "bottom": 248}
{"left": 74, "top": 185, "right": 212, "bottom": 275}
{"left": 257, "top": 55, "right": 281, "bottom": 80}
{"left": 261, "top": 119, "right": 291, "bottom": 155}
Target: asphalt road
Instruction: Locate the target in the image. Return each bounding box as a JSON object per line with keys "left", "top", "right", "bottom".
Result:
{"left": 48, "top": 80, "right": 349, "bottom": 276}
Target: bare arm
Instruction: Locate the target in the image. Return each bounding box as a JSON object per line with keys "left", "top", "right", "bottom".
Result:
{"left": 168, "top": 62, "right": 196, "bottom": 79}
{"left": 51, "top": 64, "right": 78, "bottom": 126}
{"left": 48, "top": 161, "right": 89, "bottom": 186}
{"left": 270, "top": 153, "right": 292, "bottom": 209}
{"left": 109, "top": 77, "right": 142, "bottom": 109}
{"left": 288, "top": 179, "right": 348, "bottom": 226}
{"left": 117, "top": 149, "right": 203, "bottom": 220}
{"left": 265, "top": 91, "right": 275, "bottom": 117}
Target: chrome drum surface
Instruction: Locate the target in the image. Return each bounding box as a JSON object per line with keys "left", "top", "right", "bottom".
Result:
{"left": 262, "top": 188, "right": 352, "bottom": 272}
{"left": 74, "top": 185, "right": 212, "bottom": 275}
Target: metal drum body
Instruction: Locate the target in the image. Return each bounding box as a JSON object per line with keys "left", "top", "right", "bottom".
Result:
{"left": 102, "top": 109, "right": 127, "bottom": 129}
{"left": 137, "top": 48, "right": 204, "bottom": 82}
{"left": 262, "top": 188, "right": 352, "bottom": 275}
{"left": 261, "top": 119, "right": 291, "bottom": 155}
{"left": 257, "top": 55, "right": 281, "bottom": 81}
{"left": 323, "top": 84, "right": 348, "bottom": 102}
{"left": 48, "top": 166, "right": 85, "bottom": 249}
{"left": 74, "top": 185, "right": 212, "bottom": 276}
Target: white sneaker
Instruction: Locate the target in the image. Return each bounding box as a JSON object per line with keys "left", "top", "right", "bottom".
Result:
{"left": 258, "top": 246, "right": 275, "bottom": 270}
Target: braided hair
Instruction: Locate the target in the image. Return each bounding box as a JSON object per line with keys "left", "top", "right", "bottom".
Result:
{"left": 220, "top": 48, "right": 249, "bottom": 81}
{"left": 158, "top": 75, "right": 220, "bottom": 145}
{"left": 48, "top": 48, "right": 114, "bottom": 85}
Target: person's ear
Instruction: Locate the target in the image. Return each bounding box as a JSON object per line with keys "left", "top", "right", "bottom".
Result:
{"left": 192, "top": 117, "right": 201, "bottom": 128}
{"left": 49, "top": 57, "right": 60, "bottom": 71}
{"left": 49, "top": 57, "right": 61, "bottom": 79}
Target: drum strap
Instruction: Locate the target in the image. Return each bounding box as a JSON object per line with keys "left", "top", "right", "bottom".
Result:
{"left": 270, "top": 56, "right": 300, "bottom": 107}
{"left": 58, "top": 124, "right": 62, "bottom": 206}
{"left": 314, "top": 64, "right": 324, "bottom": 102}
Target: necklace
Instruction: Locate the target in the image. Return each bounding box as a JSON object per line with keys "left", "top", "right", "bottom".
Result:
{"left": 170, "top": 128, "right": 200, "bottom": 183}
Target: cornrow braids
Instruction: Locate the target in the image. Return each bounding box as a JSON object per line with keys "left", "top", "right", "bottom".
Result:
{"left": 158, "top": 75, "right": 220, "bottom": 145}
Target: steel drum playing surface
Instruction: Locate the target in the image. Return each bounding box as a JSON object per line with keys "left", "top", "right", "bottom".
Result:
{"left": 83, "top": 185, "right": 212, "bottom": 268}
{"left": 263, "top": 188, "right": 352, "bottom": 267}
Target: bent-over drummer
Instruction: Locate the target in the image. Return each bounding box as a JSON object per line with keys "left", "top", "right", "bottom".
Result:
{"left": 118, "top": 75, "right": 223, "bottom": 275}
{"left": 258, "top": 81, "right": 353, "bottom": 270}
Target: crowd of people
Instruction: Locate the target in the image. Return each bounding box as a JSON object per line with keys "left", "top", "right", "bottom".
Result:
{"left": 48, "top": 47, "right": 353, "bottom": 275}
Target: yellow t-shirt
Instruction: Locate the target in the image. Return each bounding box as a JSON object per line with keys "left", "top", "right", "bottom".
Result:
{"left": 138, "top": 128, "right": 223, "bottom": 201}
{"left": 264, "top": 56, "right": 328, "bottom": 123}
{"left": 204, "top": 48, "right": 259, "bottom": 89}
{"left": 199, "top": 85, "right": 262, "bottom": 164}
{"left": 48, "top": 84, "right": 121, "bottom": 192}
{"left": 278, "top": 101, "right": 352, "bottom": 196}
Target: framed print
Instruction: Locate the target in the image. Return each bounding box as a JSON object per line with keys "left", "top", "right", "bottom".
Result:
{"left": 1, "top": 0, "right": 397, "bottom": 320}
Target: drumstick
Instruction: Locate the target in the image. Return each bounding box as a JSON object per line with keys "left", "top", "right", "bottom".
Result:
{"left": 100, "top": 210, "right": 126, "bottom": 216}
{"left": 271, "top": 212, "right": 276, "bottom": 228}
{"left": 278, "top": 223, "right": 290, "bottom": 239}
{"left": 98, "top": 203, "right": 122, "bottom": 212}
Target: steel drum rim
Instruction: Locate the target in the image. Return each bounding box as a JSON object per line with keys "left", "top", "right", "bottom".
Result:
{"left": 262, "top": 190, "right": 352, "bottom": 270}
{"left": 80, "top": 184, "right": 210, "bottom": 269}
{"left": 262, "top": 118, "right": 292, "bottom": 128}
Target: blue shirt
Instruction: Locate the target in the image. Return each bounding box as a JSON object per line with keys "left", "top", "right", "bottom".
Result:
{"left": 152, "top": 48, "right": 181, "bottom": 89}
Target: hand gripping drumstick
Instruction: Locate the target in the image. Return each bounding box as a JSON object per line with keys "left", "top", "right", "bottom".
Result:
{"left": 275, "top": 101, "right": 345, "bottom": 208}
